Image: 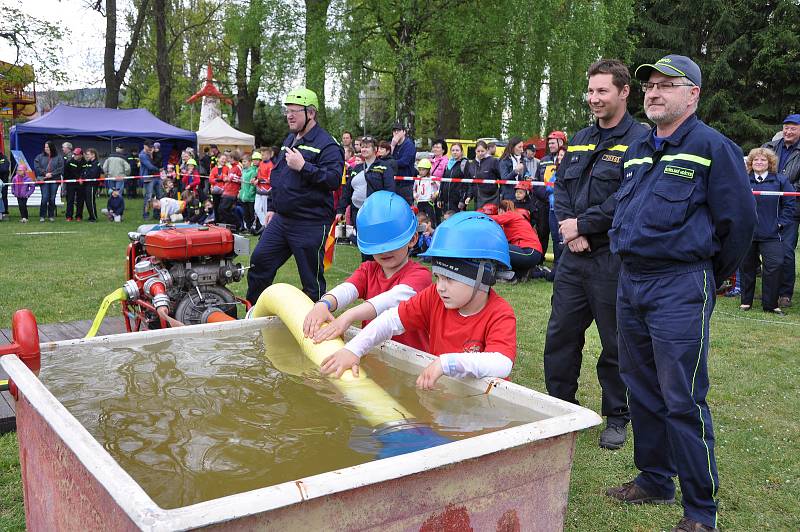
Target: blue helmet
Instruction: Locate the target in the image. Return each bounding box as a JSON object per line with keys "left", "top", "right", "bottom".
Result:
{"left": 356, "top": 191, "right": 418, "bottom": 255}
{"left": 420, "top": 211, "right": 511, "bottom": 268}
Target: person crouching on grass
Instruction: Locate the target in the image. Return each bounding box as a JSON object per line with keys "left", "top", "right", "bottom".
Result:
{"left": 303, "top": 191, "right": 432, "bottom": 351}
{"left": 152, "top": 196, "right": 185, "bottom": 223}
{"left": 320, "top": 211, "right": 517, "bottom": 390}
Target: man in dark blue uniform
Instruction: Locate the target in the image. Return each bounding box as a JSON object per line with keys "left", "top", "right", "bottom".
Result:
{"left": 607, "top": 55, "right": 756, "bottom": 532}
{"left": 247, "top": 87, "right": 344, "bottom": 304}
{"left": 544, "top": 59, "right": 649, "bottom": 450}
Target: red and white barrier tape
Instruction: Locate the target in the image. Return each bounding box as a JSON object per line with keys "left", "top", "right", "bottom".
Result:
{"left": 0, "top": 173, "right": 213, "bottom": 187}
{"left": 394, "top": 176, "right": 551, "bottom": 186}
{"left": 394, "top": 176, "right": 800, "bottom": 196}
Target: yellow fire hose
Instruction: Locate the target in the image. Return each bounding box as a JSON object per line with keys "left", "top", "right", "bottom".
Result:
{"left": 250, "top": 283, "right": 414, "bottom": 427}
{"left": 85, "top": 288, "right": 128, "bottom": 339}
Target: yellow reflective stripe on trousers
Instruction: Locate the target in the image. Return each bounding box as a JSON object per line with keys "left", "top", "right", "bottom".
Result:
{"left": 567, "top": 144, "right": 596, "bottom": 152}
{"left": 298, "top": 145, "right": 321, "bottom": 153}
{"left": 661, "top": 153, "right": 711, "bottom": 166}
{"left": 623, "top": 157, "right": 653, "bottom": 169}
{"left": 692, "top": 270, "right": 718, "bottom": 519}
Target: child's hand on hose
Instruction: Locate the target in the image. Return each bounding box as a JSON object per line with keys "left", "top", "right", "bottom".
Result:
{"left": 303, "top": 302, "right": 334, "bottom": 337}
{"left": 320, "top": 349, "right": 360, "bottom": 378}
{"left": 312, "top": 315, "right": 352, "bottom": 343}
{"left": 416, "top": 359, "right": 444, "bottom": 390}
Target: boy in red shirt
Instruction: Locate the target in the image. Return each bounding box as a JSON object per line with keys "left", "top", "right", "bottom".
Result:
{"left": 304, "top": 191, "right": 431, "bottom": 351}
{"left": 320, "top": 211, "right": 516, "bottom": 390}
{"left": 254, "top": 148, "right": 273, "bottom": 229}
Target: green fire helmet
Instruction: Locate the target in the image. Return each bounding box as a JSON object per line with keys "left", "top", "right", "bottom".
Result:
{"left": 283, "top": 87, "right": 319, "bottom": 109}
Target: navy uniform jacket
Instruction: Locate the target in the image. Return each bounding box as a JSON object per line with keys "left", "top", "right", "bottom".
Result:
{"left": 610, "top": 114, "right": 756, "bottom": 286}
{"left": 554, "top": 112, "right": 650, "bottom": 252}
{"left": 64, "top": 158, "right": 90, "bottom": 182}
{"left": 749, "top": 172, "right": 795, "bottom": 242}
{"left": 338, "top": 158, "right": 395, "bottom": 215}
{"left": 269, "top": 123, "right": 345, "bottom": 221}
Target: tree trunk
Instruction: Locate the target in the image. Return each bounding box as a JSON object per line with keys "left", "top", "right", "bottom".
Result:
{"left": 103, "top": 0, "right": 150, "bottom": 109}
{"left": 103, "top": 0, "right": 120, "bottom": 108}
{"left": 433, "top": 75, "right": 459, "bottom": 138}
{"left": 153, "top": 0, "right": 172, "bottom": 122}
{"left": 304, "top": 0, "right": 330, "bottom": 124}
{"left": 395, "top": 44, "right": 417, "bottom": 136}
{"left": 235, "top": 45, "right": 261, "bottom": 134}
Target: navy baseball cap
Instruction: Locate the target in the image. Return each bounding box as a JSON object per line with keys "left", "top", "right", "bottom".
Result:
{"left": 783, "top": 114, "right": 800, "bottom": 124}
{"left": 635, "top": 55, "right": 702, "bottom": 87}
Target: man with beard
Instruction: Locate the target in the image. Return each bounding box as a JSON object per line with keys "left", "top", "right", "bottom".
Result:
{"left": 607, "top": 55, "right": 756, "bottom": 532}
{"left": 544, "top": 59, "right": 648, "bottom": 451}
{"left": 246, "top": 87, "right": 344, "bottom": 303}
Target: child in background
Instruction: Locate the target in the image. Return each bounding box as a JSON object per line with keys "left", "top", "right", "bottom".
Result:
{"left": 208, "top": 153, "right": 229, "bottom": 221}
{"left": 303, "top": 191, "right": 431, "bottom": 352}
{"left": 410, "top": 211, "right": 433, "bottom": 256}
{"left": 239, "top": 153, "right": 257, "bottom": 234}
{"left": 11, "top": 163, "right": 35, "bottom": 223}
{"left": 219, "top": 153, "right": 242, "bottom": 226}
{"left": 182, "top": 159, "right": 201, "bottom": 197}
{"left": 102, "top": 188, "right": 125, "bottom": 221}
{"left": 254, "top": 148, "right": 273, "bottom": 230}
{"left": 162, "top": 178, "right": 178, "bottom": 199}
{"left": 190, "top": 198, "right": 215, "bottom": 224}
{"left": 321, "top": 211, "right": 516, "bottom": 389}
{"left": 182, "top": 190, "right": 200, "bottom": 222}
{"left": 413, "top": 158, "right": 437, "bottom": 226}
{"left": 512, "top": 182, "right": 535, "bottom": 219}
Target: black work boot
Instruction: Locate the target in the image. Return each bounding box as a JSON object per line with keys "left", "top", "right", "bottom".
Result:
{"left": 672, "top": 517, "right": 718, "bottom": 531}
{"left": 606, "top": 481, "right": 676, "bottom": 505}
{"left": 599, "top": 421, "right": 627, "bottom": 450}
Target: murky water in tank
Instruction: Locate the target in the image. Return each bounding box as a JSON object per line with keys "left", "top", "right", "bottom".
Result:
{"left": 40, "top": 325, "right": 543, "bottom": 509}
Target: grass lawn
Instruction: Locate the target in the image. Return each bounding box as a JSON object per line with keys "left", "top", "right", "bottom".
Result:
{"left": 0, "top": 198, "right": 798, "bottom": 530}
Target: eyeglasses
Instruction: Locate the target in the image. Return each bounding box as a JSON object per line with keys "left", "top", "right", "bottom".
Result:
{"left": 641, "top": 81, "right": 696, "bottom": 92}
{"left": 282, "top": 108, "right": 305, "bottom": 116}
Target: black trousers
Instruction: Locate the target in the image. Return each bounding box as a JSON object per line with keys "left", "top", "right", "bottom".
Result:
{"left": 84, "top": 185, "right": 97, "bottom": 221}
{"left": 218, "top": 195, "right": 238, "bottom": 226}
{"left": 17, "top": 197, "right": 28, "bottom": 219}
{"left": 417, "top": 200, "right": 438, "bottom": 227}
{"left": 242, "top": 201, "right": 255, "bottom": 231}
{"left": 0, "top": 172, "right": 8, "bottom": 214}
{"left": 532, "top": 200, "right": 550, "bottom": 256}
{"left": 543, "top": 247, "right": 629, "bottom": 422}
{"left": 740, "top": 239, "right": 783, "bottom": 310}
{"left": 212, "top": 192, "right": 223, "bottom": 222}
{"left": 246, "top": 214, "right": 329, "bottom": 303}
{"left": 65, "top": 183, "right": 84, "bottom": 218}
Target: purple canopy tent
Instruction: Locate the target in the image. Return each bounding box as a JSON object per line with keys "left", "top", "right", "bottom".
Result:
{"left": 10, "top": 105, "right": 197, "bottom": 170}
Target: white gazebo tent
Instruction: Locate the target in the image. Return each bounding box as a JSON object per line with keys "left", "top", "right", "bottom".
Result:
{"left": 196, "top": 116, "right": 255, "bottom": 154}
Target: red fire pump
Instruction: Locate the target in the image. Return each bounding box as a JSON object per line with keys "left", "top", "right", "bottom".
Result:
{"left": 122, "top": 225, "right": 251, "bottom": 331}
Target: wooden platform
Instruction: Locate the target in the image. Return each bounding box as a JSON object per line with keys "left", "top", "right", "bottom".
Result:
{"left": 0, "top": 317, "right": 127, "bottom": 434}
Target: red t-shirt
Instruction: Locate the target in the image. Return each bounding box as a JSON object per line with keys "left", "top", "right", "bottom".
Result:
{"left": 398, "top": 285, "right": 516, "bottom": 362}
{"left": 209, "top": 165, "right": 228, "bottom": 191}
{"left": 256, "top": 160, "right": 273, "bottom": 193}
{"left": 222, "top": 163, "right": 242, "bottom": 197}
{"left": 492, "top": 211, "right": 542, "bottom": 252}
{"left": 346, "top": 260, "right": 432, "bottom": 351}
